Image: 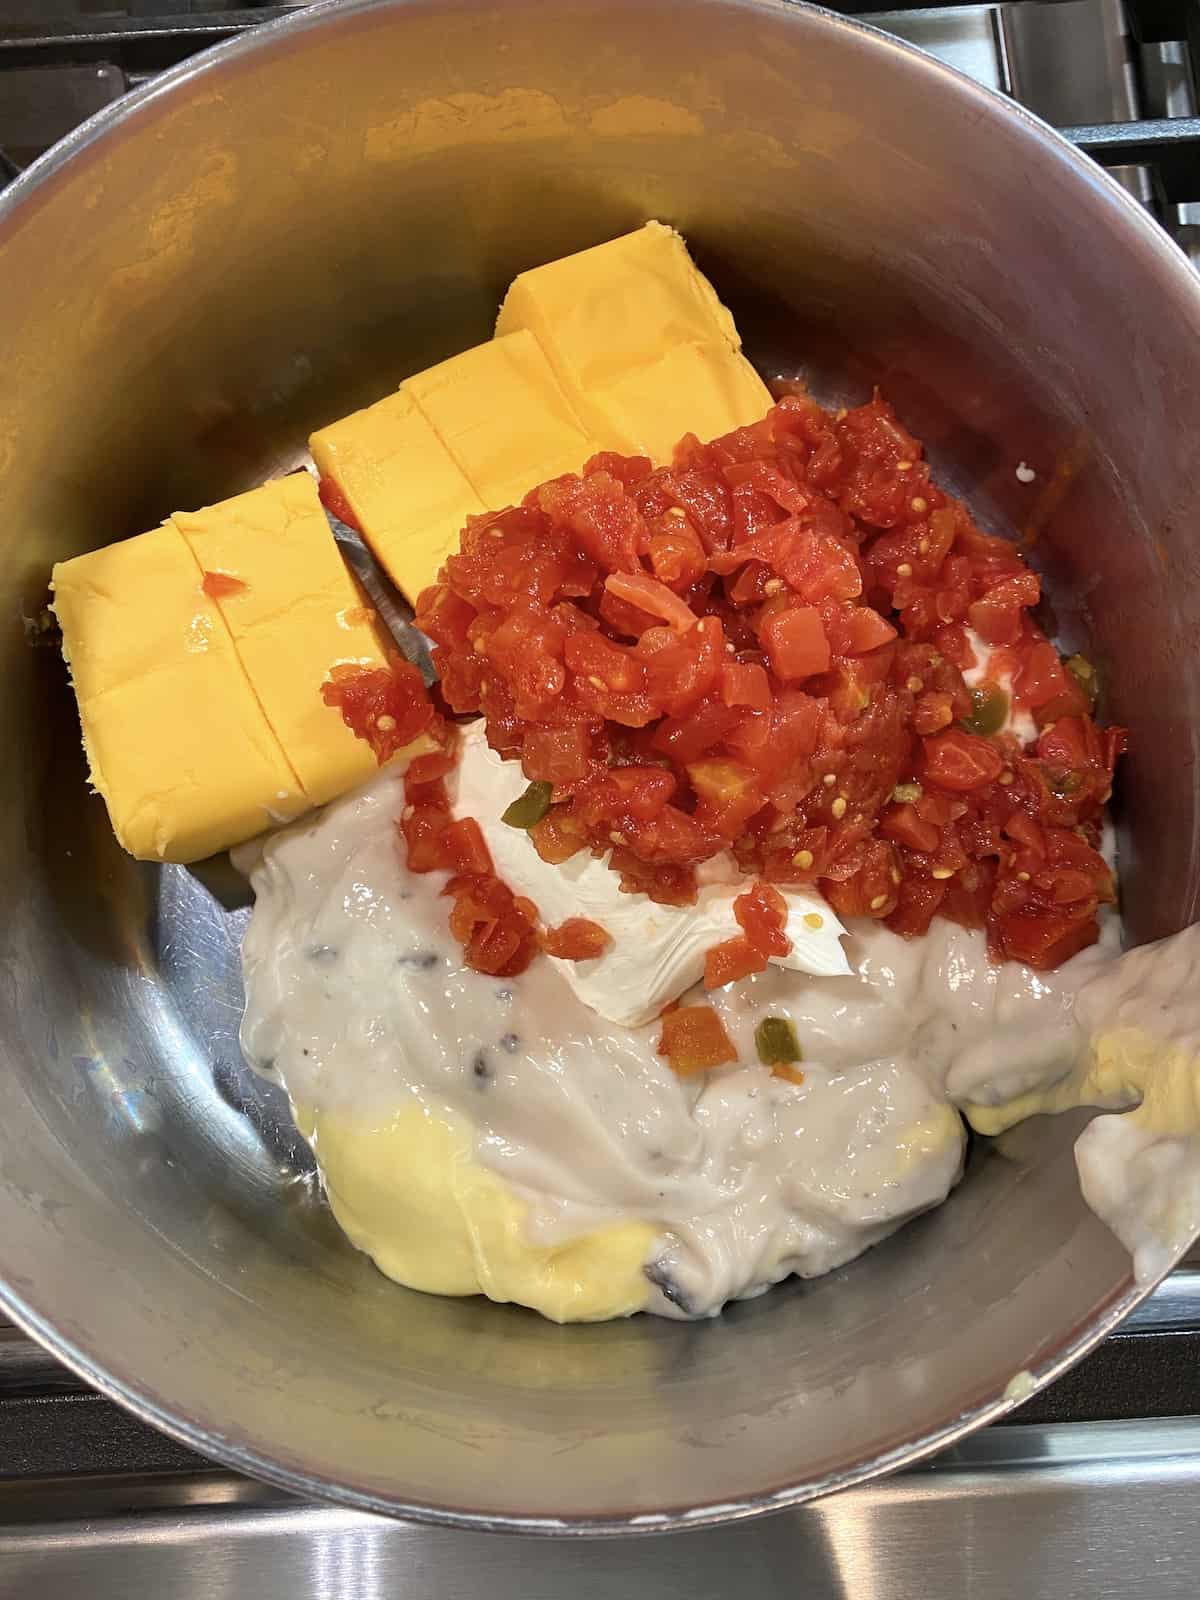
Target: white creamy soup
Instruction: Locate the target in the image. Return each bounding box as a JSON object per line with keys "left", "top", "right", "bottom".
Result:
{"left": 238, "top": 749, "right": 1200, "bottom": 1322}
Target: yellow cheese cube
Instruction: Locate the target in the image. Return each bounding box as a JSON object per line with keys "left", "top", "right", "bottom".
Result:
{"left": 495, "top": 220, "right": 772, "bottom": 461}
{"left": 497, "top": 220, "right": 742, "bottom": 382}
{"left": 310, "top": 390, "right": 486, "bottom": 601}
{"left": 574, "top": 340, "right": 774, "bottom": 468}
{"left": 403, "top": 329, "right": 596, "bottom": 508}
{"left": 173, "top": 473, "right": 393, "bottom": 808}
{"left": 52, "top": 526, "right": 306, "bottom": 863}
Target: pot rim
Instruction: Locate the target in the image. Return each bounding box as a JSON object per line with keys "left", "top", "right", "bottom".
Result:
{"left": 0, "top": 0, "right": 1192, "bottom": 1535}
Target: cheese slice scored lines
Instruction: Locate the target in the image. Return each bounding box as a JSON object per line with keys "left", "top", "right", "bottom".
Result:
{"left": 51, "top": 525, "right": 307, "bottom": 863}
{"left": 496, "top": 220, "right": 773, "bottom": 464}
{"left": 310, "top": 389, "right": 487, "bottom": 603}
{"left": 56, "top": 223, "right": 777, "bottom": 862}
{"left": 402, "top": 328, "right": 598, "bottom": 510}
{"left": 311, "top": 223, "right": 772, "bottom": 602}
{"left": 173, "top": 473, "right": 398, "bottom": 808}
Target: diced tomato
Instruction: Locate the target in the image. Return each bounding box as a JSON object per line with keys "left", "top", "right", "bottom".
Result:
{"left": 202, "top": 570, "right": 247, "bottom": 599}
{"left": 765, "top": 690, "right": 823, "bottom": 772}
{"left": 398, "top": 802, "right": 452, "bottom": 874}
{"left": 734, "top": 881, "right": 791, "bottom": 957}
{"left": 967, "top": 570, "right": 1040, "bottom": 645}
{"left": 522, "top": 723, "right": 597, "bottom": 785}
{"left": 704, "top": 935, "right": 767, "bottom": 988}
{"left": 727, "top": 560, "right": 773, "bottom": 607}
{"left": 688, "top": 758, "right": 765, "bottom": 834}
{"left": 991, "top": 909, "right": 1099, "bottom": 969}
{"left": 416, "top": 390, "right": 1124, "bottom": 970}
{"left": 404, "top": 726, "right": 460, "bottom": 786}
{"left": 841, "top": 606, "right": 898, "bottom": 655}
{"left": 723, "top": 459, "right": 810, "bottom": 514}
{"left": 820, "top": 838, "right": 898, "bottom": 920}
{"left": 541, "top": 917, "right": 612, "bottom": 960}
{"left": 605, "top": 570, "right": 698, "bottom": 631}
{"left": 322, "top": 658, "right": 435, "bottom": 764}
{"left": 1005, "top": 811, "right": 1045, "bottom": 857}
{"left": 623, "top": 803, "right": 721, "bottom": 865}
{"left": 1013, "top": 641, "right": 1068, "bottom": 709}
{"left": 647, "top": 515, "right": 708, "bottom": 591}
{"left": 563, "top": 629, "right": 644, "bottom": 693}
{"left": 529, "top": 807, "right": 585, "bottom": 864}
{"left": 922, "top": 728, "right": 1005, "bottom": 791}
{"left": 577, "top": 765, "right": 677, "bottom": 824}
{"left": 720, "top": 661, "right": 772, "bottom": 710}
{"left": 583, "top": 450, "right": 653, "bottom": 487}
{"left": 536, "top": 472, "right": 641, "bottom": 573}
{"left": 640, "top": 615, "right": 725, "bottom": 715}
{"left": 445, "top": 874, "right": 539, "bottom": 977}
{"left": 438, "top": 817, "right": 493, "bottom": 876}
{"left": 761, "top": 606, "right": 831, "bottom": 680}
{"left": 658, "top": 1004, "right": 739, "bottom": 1073}
{"left": 881, "top": 802, "right": 941, "bottom": 855}
{"left": 912, "top": 691, "right": 956, "bottom": 736}
{"left": 317, "top": 475, "right": 361, "bottom": 531}
{"left": 653, "top": 695, "right": 740, "bottom": 763}
{"left": 415, "top": 583, "right": 475, "bottom": 651}
{"left": 771, "top": 1063, "right": 806, "bottom": 1086}
{"left": 886, "top": 875, "right": 947, "bottom": 937}
{"left": 610, "top": 849, "right": 698, "bottom": 906}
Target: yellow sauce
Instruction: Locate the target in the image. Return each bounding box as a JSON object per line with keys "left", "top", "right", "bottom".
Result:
{"left": 305, "top": 1099, "right": 656, "bottom": 1323}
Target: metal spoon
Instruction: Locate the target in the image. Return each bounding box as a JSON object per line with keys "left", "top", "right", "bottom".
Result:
{"left": 326, "top": 515, "right": 436, "bottom": 687}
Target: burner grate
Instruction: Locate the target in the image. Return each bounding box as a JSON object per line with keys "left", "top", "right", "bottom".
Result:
{"left": 3, "top": 0, "right": 1200, "bottom": 216}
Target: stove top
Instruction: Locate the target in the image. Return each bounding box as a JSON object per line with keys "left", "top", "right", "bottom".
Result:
{"left": 1, "top": 1273, "right": 1198, "bottom": 1597}
{"left": 2, "top": 5, "right": 1200, "bottom": 1594}
{"left": 4, "top": 0, "right": 1200, "bottom": 257}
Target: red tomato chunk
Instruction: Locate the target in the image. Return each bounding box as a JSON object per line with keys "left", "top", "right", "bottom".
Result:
{"left": 406, "top": 391, "right": 1125, "bottom": 973}
{"left": 317, "top": 475, "right": 362, "bottom": 532}
{"left": 202, "top": 570, "right": 247, "bottom": 599}
{"left": 541, "top": 918, "right": 613, "bottom": 960}
{"left": 321, "top": 657, "right": 437, "bottom": 764}
{"left": 658, "top": 1005, "right": 738, "bottom": 1074}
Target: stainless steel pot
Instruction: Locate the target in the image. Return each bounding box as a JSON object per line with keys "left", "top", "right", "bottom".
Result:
{"left": 1, "top": 0, "right": 1197, "bottom": 1535}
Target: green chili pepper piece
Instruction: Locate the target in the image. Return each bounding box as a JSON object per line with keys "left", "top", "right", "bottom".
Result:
{"left": 1064, "top": 653, "right": 1099, "bottom": 712}
{"left": 501, "top": 780, "right": 554, "bottom": 830}
{"left": 960, "top": 685, "right": 1009, "bottom": 738}
{"left": 1048, "top": 768, "right": 1084, "bottom": 798}
{"left": 755, "top": 1016, "right": 802, "bottom": 1067}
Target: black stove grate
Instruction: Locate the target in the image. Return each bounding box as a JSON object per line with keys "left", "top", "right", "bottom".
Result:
{"left": 4, "top": 0, "right": 1200, "bottom": 207}
{"left": 3, "top": 1, "right": 1200, "bottom": 214}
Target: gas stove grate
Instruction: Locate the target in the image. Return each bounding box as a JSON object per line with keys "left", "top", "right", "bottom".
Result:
{"left": 4, "top": 0, "right": 1200, "bottom": 231}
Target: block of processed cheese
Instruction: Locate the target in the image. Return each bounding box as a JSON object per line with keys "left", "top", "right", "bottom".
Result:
{"left": 310, "top": 389, "right": 487, "bottom": 601}
{"left": 52, "top": 526, "right": 307, "bottom": 863}
{"left": 173, "top": 473, "right": 394, "bottom": 808}
{"left": 495, "top": 220, "right": 772, "bottom": 463}
{"left": 403, "top": 329, "right": 597, "bottom": 509}
{"left": 576, "top": 340, "right": 773, "bottom": 468}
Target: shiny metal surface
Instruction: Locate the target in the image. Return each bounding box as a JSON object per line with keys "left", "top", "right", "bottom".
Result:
{"left": 330, "top": 519, "right": 436, "bottom": 685}
{"left": 1002, "top": 0, "right": 1137, "bottom": 124}
{"left": 0, "top": 0, "right": 1199, "bottom": 1534}
{"left": 0, "top": 64, "right": 126, "bottom": 166}
{"left": 873, "top": 5, "right": 1007, "bottom": 93}
{"left": 3, "top": 1418, "right": 1200, "bottom": 1596}
{"left": 1124, "top": 1269, "right": 1200, "bottom": 1332}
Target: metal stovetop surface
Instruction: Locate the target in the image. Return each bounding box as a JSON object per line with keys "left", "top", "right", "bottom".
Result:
{"left": 1, "top": 1273, "right": 1199, "bottom": 1596}
{"left": 2, "top": 1418, "right": 1200, "bottom": 1597}
{"left": 3, "top": 2, "right": 1200, "bottom": 1593}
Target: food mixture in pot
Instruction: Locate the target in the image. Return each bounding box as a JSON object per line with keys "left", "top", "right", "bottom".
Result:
{"left": 53, "top": 224, "right": 1200, "bottom": 1323}
{"left": 240, "top": 386, "right": 1199, "bottom": 1322}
